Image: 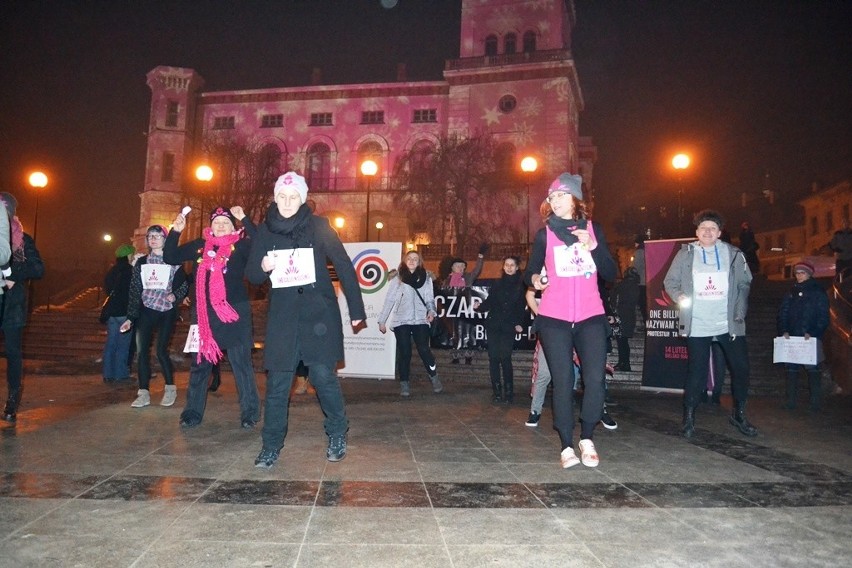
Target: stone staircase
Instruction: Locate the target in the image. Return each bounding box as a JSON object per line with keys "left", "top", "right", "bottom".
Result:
{"left": 4, "top": 279, "right": 790, "bottom": 396}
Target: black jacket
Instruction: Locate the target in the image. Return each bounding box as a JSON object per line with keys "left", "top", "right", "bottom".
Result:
{"left": 246, "top": 204, "right": 366, "bottom": 371}
{"left": 102, "top": 257, "right": 132, "bottom": 319}
{"left": 777, "top": 277, "right": 829, "bottom": 339}
{"left": 478, "top": 272, "right": 526, "bottom": 335}
{"left": 1, "top": 233, "right": 44, "bottom": 330}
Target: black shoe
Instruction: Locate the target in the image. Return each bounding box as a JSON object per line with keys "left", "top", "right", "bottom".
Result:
{"left": 241, "top": 419, "right": 257, "bottom": 430}
{"left": 1, "top": 411, "right": 15, "bottom": 423}
{"left": 327, "top": 434, "right": 347, "bottom": 462}
{"left": 525, "top": 411, "right": 541, "bottom": 427}
{"left": 600, "top": 410, "right": 618, "bottom": 430}
{"left": 179, "top": 410, "right": 202, "bottom": 428}
{"left": 729, "top": 404, "right": 758, "bottom": 437}
{"left": 254, "top": 447, "right": 280, "bottom": 468}
{"left": 614, "top": 363, "right": 632, "bottom": 372}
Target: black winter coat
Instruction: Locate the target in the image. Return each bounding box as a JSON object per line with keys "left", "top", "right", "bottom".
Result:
{"left": 478, "top": 272, "right": 526, "bottom": 335}
{"left": 1, "top": 233, "right": 44, "bottom": 330}
{"left": 102, "top": 257, "right": 132, "bottom": 320}
{"left": 777, "top": 277, "right": 829, "bottom": 339}
{"left": 246, "top": 204, "right": 366, "bottom": 372}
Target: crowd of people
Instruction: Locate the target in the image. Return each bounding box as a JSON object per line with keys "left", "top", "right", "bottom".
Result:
{"left": 1, "top": 170, "right": 839, "bottom": 471}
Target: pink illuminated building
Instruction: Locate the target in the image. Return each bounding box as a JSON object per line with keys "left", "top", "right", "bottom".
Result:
{"left": 136, "top": 0, "right": 595, "bottom": 248}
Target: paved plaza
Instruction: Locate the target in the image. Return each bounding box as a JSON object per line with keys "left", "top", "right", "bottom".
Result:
{"left": 1, "top": 369, "right": 850, "bottom": 567}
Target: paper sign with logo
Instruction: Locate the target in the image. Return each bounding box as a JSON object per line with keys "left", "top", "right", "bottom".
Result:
{"left": 337, "top": 242, "right": 401, "bottom": 380}
{"left": 141, "top": 264, "right": 172, "bottom": 290}
{"left": 269, "top": 248, "right": 317, "bottom": 288}
{"left": 773, "top": 336, "right": 818, "bottom": 365}
{"left": 183, "top": 324, "right": 199, "bottom": 353}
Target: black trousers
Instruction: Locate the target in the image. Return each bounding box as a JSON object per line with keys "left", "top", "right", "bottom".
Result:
{"left": 393, "top": 324, "right": 437, "bottom": 383}
{"left": 685, "top": 334, "right": 750, "bottom": 408}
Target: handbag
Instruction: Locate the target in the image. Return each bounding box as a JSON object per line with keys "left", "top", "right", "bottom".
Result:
{"left": 98, "top": 292, "right": 114, "bottom": 324}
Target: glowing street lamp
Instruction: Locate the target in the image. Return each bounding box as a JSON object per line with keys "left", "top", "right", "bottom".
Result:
{"left": 28, "top": 171, "right": 48, "bottom": 246}
{"left": 334, "top": 216, "right": 345, "bottom": 229}
{"left": 361, "top": 159, "right": 378, "bottom": 241}
{"left": 375, "top": 221, "right": 384, "bottom": 241}
{"left": 195, "top": 164, "right": 214, "bottom": 237}
{"left": 103, "top": 234, "right": 113, "bottom": 242}
{"left": 672, "top": 153, "right": 690, "bottom": 236}
{"left": 520, "top": 156, "right": 538, "bottom": 244}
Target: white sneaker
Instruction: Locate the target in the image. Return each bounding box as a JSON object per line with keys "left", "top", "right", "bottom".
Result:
{"left": 578, "top": 439, "right": 599, "bottom": 467}
{"left": 131, "top": 389, "right": 150, "bottom": 408}
{"left": 560, "top": 447, "right": 580, "bottom": 469}
{"left": 160, "top": 385, "right": 177, "bottom": 407}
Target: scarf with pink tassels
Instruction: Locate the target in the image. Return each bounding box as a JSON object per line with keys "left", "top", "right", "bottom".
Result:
{"left": 195, "top": 228, "right": 242, "bottom": 364}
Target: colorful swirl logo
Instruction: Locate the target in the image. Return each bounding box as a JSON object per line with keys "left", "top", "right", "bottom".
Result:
{"left": 351, "top": 249, "right": 389, "bottom": 294}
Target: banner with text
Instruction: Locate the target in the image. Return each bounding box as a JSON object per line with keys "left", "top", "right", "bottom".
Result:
{"left": 642, "top": 238, "right": 692, "bottom": 390}
{"left": 337, "top": 242, "right": 401, "bottom": 380}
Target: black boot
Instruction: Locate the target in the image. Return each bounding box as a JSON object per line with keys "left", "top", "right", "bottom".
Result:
{"left": 807, "top": 370, "right": 822, "bottom": 412}
{"left": 729, "top": 401, "right": 758, "bottom": 437}
{"left": 491, "top": 381, "right": 503, "bottom": 404}
{"left": 783, "top": 370, "right": 798, "bottom": 410}
{"left": 504, "top": 380, "right": 514, "bottom": 404}
{"left": 208, "top": 366, "right": 221, "bottom": 392}
{"left": 681, "top": 406, "right": 696, "bottom": 438}
{"left": 2, "top": 391, "right": 20, "bottom": 423}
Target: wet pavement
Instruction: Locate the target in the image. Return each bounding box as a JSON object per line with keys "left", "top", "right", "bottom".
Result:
{"left": 1, "top": 367, "right": 851, "bottom": 567}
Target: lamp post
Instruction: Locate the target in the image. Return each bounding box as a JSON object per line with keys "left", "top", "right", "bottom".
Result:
{"left": 28, "top": 171, "right": 48, "bottom": 246}
{"left": 672, "top": 153, "right": 690, "bottom": 236}
{"left": 520, "top": 156, "right": 538, "bottom": 245}
{"left": 361, "top": 159, "right": 377, "bottom": 241}
{"left": 375, "top": 221, "right": 384, "bottom": 241}
{"left": 195, "top": 164, "right": 214, "bottom": 237}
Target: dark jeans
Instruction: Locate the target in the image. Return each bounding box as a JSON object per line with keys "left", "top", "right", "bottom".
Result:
{"left": 539, "top": 315, "right": 608, "bottom": 449}
{"left": 135, "top": 306, "right": 178, "bottom": 389}
{"left": 487, "top": 329, "right": 515, "bottom": 391}
{"left": 393, "top": 324, "right": 437, "bottom": 383}
{"left": 3, "top": 326, "right": 24, "bottom": 397}
{"left": 686, "top": 334, "right": 750, "bottom": 408}
{"left": 182, "top": 344, "right": 260, "bottom": 424}
{"left": 261, "top": 363, "right": 348, "bottom": 451}
{"left": 103, "top": 316, "right": 132, "bottom": 380}
{"left": 708, "top": 341, "right": 727, "bottom": 397}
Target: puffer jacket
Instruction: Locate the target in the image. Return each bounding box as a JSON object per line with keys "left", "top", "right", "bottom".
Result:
{"left": 377, "top": 270, "right": 437, "bottom": 329}
{"left": 777, "top": 277, "right": 829, "bottom": 338}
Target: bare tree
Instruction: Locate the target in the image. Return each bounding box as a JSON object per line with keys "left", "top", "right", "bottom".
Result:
{"left": 391, "top": 132, "right": 524, "bottom": 254}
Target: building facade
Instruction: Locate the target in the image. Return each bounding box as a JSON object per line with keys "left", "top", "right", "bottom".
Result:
{"left": 136, "top": 0, "right": 594, "bottom": 249}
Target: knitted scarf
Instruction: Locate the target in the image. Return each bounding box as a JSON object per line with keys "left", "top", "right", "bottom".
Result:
{"left": 400, "top": 265, "right": 428, "bottom": 289}
{"left": 195, "top": 227, "right": 242, "bottom": 364}
{"left": 10, "top": 216, "right": 25, "bottom": 262}
{"left": 546, "top": 215, "right": 585, "bottom": 247}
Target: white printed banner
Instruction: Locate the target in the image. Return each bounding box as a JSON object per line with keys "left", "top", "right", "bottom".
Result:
{"left": 337, "top": 242, "right": 401, "bottom": 380}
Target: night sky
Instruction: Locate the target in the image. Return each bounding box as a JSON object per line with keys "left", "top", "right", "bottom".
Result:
{"left": 1, "top": 0, "right": 850, "bottom": 269}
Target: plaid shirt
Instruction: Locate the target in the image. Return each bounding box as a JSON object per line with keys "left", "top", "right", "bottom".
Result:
{"left": 127, "top": 253, "right": 188, "bottom": 320}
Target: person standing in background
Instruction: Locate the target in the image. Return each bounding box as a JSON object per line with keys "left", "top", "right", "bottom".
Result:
{"left": 632, "top": 235, "right": 646, "bottom": 327}
{"left": 101, "top": 244, "right": 135, "bottom": 383}
{"left": 0, "top": 192, "right": 44, "bottom": 423}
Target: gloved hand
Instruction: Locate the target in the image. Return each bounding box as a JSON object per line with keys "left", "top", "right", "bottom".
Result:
{"left": 478, "top": 243, "right": 490, "bottom": 256}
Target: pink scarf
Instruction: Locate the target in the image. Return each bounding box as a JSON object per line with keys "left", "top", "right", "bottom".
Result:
{"left": 449, "top": 272, "right": 466, "bottom": 287}
{"left": 10, "top": 217, "right": 25, "bottom": 262}
{"left": 195, "top": 228, "right": 242, "bottom": 364}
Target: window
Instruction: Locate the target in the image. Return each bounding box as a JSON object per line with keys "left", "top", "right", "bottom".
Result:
{"left": 504, "top": 33, "right": 517, "bottom": 54}
{"left": 213, "top": 116, "right": 235, "bottom": 129}
{"left": 162, "top": 152, "right": 175, "bottom": 182}
{"left": 306, "top": 143, "right": 331, "bottom": 191}
{"left": 361, "top": 111, "right": 384, "bottom": 125}
{"left": 498, "top": 94, "right": 517, "bottom": 113}
{"left": 810, "top": 216, "right": 818, "bottom": 236}
{"left": 409, "top": 140, "right": 435, "bottom": 173}
{"left": 165, "top": 101, "right": 179, "bottom": 127}
{"left": 261, "top": 114, "right": 283, "bottom": 128}
{"left": 412, "top": 109, "right": 437, "bottom": 123}
{"left": 523, "top": 31, "right": 537, "bottom": 53}
{"left": 310, "top": 112, "right": 333, "bottom": 126}
{"left": 826, "top": 210, "right": 834, "bottom": 232}
{"left": 485, "top": 35, "right": 498, "bottom": 56}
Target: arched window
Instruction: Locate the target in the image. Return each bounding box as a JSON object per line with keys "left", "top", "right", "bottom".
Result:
{"left": 504, "top": 33, "right": 517, "bottom": 55}
{"left": 410, "top": 140, "right": 435, "bottom": 174}
{"left": 259, "top": 143, "right": 284, "bottom": 188}
{"left": 523, "top": 31, "right": 537, "bottom": 53}
{"left": 358, "top": 141, "right": 383, "bottom": 189}
{"left": 484, "top": 35, "right": 498, "bottom": 56}
{"left": 306, "top": 143, "right": 331, "bottom": 191}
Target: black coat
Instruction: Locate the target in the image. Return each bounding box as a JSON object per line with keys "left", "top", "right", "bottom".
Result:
{"left": 478, "top": 272, "right": 526, "bottom": 335}
{"left": 102, "top": 257, "right": 132, "bottom": 319}
{"left": 612, "top": 270, "right": 640, "bottom": 338}
{"left": 163, "top": 221, "right": 255, "bottom": 350}
{"left": 246, "top": 204, "right": 366, "bottom": 371}
{"left": 1, "top": 233, "right": 44, "bottom": 330}
{"left": 777, "top": 277, "right": 829, "bottom": 339}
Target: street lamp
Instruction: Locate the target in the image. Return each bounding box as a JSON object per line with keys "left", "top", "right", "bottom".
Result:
{"left": 671, "top": 153, "right": 690, "bottom": 236}
{"left": 28, "top": 171, "right": 48, "bottom": 246}
{"left": 103, "top": 233, "right": 112, "bottom": 242}
{"left": 361, "top": 159, "right": 378, "bottom": 241}
{"left": 195, "top": 164, "right": 214, "bottom": 237}
{"left": 375, "top": 221, "right": 384, "bottom": 241}
{"left": 520, "top": 156, "right": 538, "bottom": 245}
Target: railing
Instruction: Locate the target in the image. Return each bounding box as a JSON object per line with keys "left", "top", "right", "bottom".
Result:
{"left": 444, "top": 49, "right": 573, "bottom": 71}
{"left": 419, "top": 243, "right": 531, "bottom": 261}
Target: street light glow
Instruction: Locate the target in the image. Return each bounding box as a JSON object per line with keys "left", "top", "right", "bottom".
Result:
{"left": 195, "top": 165, "right": 214, "bottom": 181}
{"left": 520, "top": 156, "right": 538, "bottom": 173}
{"left": 672, "top": 154, "right": 690, "bottom": 170}
{"left": 375, "top": 221, "right": 384, "bottom": 230}
{"left": 28, "top": 171, "right": 48, "bottom": 188}
{"left": 360, "top": 160, "right": 378, "bottom": 176}
{"left": 103, "top": 234, "right": 112, "bottom": 242}
{"left": 334, "top": 216, "right": 345, "bottom": 229}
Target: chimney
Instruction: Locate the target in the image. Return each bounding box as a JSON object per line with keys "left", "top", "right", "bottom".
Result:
{"left": 397, "top": 63, "right": 407, "bottom": 82}
{"left": 311, "top": 67, "right": 322, "bottom": 85}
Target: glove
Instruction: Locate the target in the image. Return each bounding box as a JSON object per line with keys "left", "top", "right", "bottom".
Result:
{"left": 478, "top": 243, "right": 490, "bottom": 256}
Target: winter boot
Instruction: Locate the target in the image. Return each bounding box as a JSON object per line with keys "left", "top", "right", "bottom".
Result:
{"left": 491, "top": 381, "right": 503, "bottom": 404}
{"left": 681, "top": 406, "right": 696, "bottom": 438}
{"left": 729, "top": 401, "right": 758, "bottom": 437}
{"left": 783, "top": 370, "right": 798, "bottom": 410}
{"left": 807, "top": 369, "right": 822, "bottom": 412}
{"left": 2, "top": 391, "right": 21, "bottom": 423}
{"left": 208, "top": 367, "right": 221, "bottom": 392}
{"left": 503, "top": 379, "right": 514, "bottom": 404}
